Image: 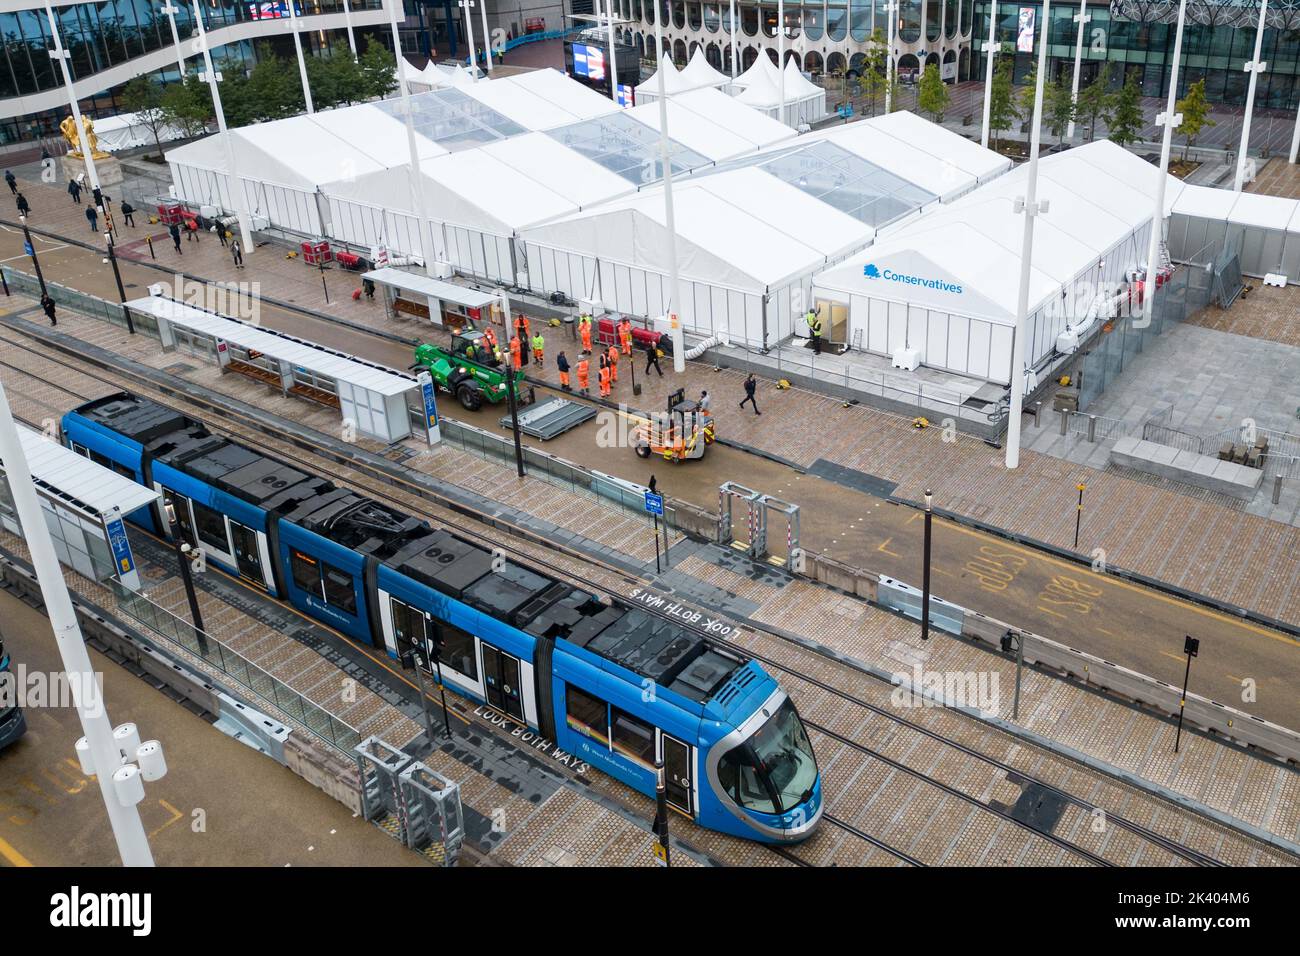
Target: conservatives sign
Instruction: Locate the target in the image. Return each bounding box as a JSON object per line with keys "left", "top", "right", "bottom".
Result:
{"left": 864, "top": 263, "right": 962, "bottom": 295}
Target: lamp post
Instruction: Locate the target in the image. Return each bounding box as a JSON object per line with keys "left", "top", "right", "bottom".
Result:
{"left": 886, "top": 1, "right": 897, "bottom": 114}
{"left": 387, "top": 0, "right": 436, "bottom": 272}
{"left": 652, "top": 759, "right": 672, "bottom": 866}
{"left": 460, "top": 0, "right": 480, "bottom": 79}
{"left": 19, "top": 216, "right": 46, "bottom": 297}
{"left": 920, "top": 489, "right": 933, "bottom": 642}
{"left": 285, "top": 0, "right": 315, "bottom": 113}
{"left": 160, "top": 3, "right": 188, "bottom": 77}
{"left": 730, "top": 0, "right": 739, "bottom": 79}
{"left": 103, "top": 231, "right": 136, "bottom": 335}
{"left": 606, "top": 0, "right": 619, "bottom": 104}
{"left": 980, "top": 0, "right": 998, "bottom": 148}
{"left": 1067, "top": 0, "right": 1091, "bottom": 141}
{"left": 45, "top": 2, "right": 101, "bottom": 193}
{"left": 1004, "top": 0, "right": 1052, "bottom": 471}
{"left": 497, "top": 291, "right": 527, "bottom": 478}
{"left": 480, "top": 0, "right": 494, "bottom": 73}
{"left": 192, "top": 0, "right": 254, "bottom": 252}
{"left": 778, "top": 0, "right": 786, "bottom": 123}
{"left": 652, "top": 0, "right": 686, "bottom": 372}
{"left": 0, "top": 377, "right": 156, "bottom": 865}
{"left": 1234, "top": 0, "right": 1270, "bottom": 191}
{"left": 1174, "top": 635, "right": 1199, "bottom": 752}
{"left": 1073, "top": 481, "right": 1086, "bottom": 547}
{"left": 343, "top": 0, "right": 358, "bottom": 58}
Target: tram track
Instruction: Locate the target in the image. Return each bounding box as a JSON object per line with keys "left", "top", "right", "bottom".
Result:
{"left": 0, "top": 321, "right": 1292, "bottom": 868}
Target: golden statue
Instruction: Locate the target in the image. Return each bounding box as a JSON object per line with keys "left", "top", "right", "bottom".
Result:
{"left": 60, "top": 114, "right": 109, "bottom": 159}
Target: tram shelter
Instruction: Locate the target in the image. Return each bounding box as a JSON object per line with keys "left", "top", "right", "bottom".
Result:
{"left": 129, "top": 294, "right": 417, "bottom": 444}
{"left": 362, "top": 268, "right": 499, "bottom": 333}
{"left": 0, "top": 423, "right": 158, "bottom": 589}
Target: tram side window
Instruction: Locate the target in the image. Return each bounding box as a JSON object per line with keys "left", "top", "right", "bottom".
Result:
{"left": 611, "top": 707, "right": 655, "bottom": 765}
{"left": 390, "top": 597, "right": 429, "bottom": 651}
{"left": 717, "top": 746, "right": 778, "bottom": 814}
{"left": 565, "top": 685, "right": 609, "bottom": 744}
{"left": 192, "top": 501, "right": 230, "bottom": 553}
{"left": 436, "top": 623, "right": 477, "bottom": 681}
{"left": 71, "top": 443, "right": 89, "bottom": 457}
{"left": 165, "top": 489, "right": 196, "bottom": 546}
{"left": 322, "top": 564, "right": 357, "bottom": 615}
{"left": 290, "top": 550, "right": 323, "bottom": 598}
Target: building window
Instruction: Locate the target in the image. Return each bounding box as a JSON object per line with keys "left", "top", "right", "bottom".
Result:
{"left": 290, "top": 549, "right": 322, "bottom": 597}
{"left": 565, "top": 685, "right": 609, "bottom": 743}
{"left": 611, "top": 707, "right": 655, "bottom": 765}
{"left": 322, "top": 564, "right": 357, "bottom": 615}
{"left": 192, "top": 500, "right": 230, "bottom": 554}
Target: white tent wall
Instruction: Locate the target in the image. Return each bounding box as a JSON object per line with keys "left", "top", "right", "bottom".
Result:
{"left": 169, "top": 163, "right": 323, "bottom": 237}
{"left": 325, "top": 195, "right": 433, "bottom": 263}
{"left": 1167, "top": 185, "right": 1300, "bottom": 281}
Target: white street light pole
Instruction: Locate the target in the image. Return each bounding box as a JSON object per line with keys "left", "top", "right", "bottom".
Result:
{"left": 343, "top": 0, "right": 358, "bottom": 58}
{"left": 1234, "top": 0, "right": 1269, "bottom": 191}
{"left": 606, "top": 0, "right": 619, "bottom": 103}
{"left": 460, "top": 0, "right": 480, "bottom": 80}
{"left": 1142, "top": 0, "right": 1188, "bottom": 328}
{"left": 192, "top": 0, "right": 253, "bottom": 252}
{"left": 45, "top": 2, "right": 100, "bottom": 192}
{"left": 1005, "top": 0, "right": 1051, "bottom": 471}
{"left": 1290, "top": 89, "right": 1300, "bottom": 162}
{"left": 1067, "top": 0, "right": 1090, "bottom": 140}
{"left": 778, "top": 0, "right": 786, "bottom": 123}
{"left": 980, "top": 0, "right": 998, "bottom": 147}
{"left": 388, "top": 0, "right": 435, "bottom": 271}
{"left": 480, "top": 0, "right": 493, "bottom": 73}
{"left": 653, "top": 0, "right": 685, "bottom": 371}
{"left": 730, "top": 0, "right": 738, "bottom": 79}
{"left": 886, "top": 1, "right": 897, "bottom": 113}
{"left": 285, "top": 0, "right": 315, "bottom": 113}
{"left": 161, "top": 3, "right": 188, "bottom": 77}
{"left": 0, "top": 379, "right": 155, "bottom": 866}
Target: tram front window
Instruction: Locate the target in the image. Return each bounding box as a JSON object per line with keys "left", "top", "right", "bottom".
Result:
{"left": 718, "top": 699, "right": 817, "bottom": 816}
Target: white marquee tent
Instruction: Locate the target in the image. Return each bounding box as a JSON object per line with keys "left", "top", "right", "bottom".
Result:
{"left": 1167, "top": 182, "right": 1300, "bottom": 280}
{"left": 628, "top": 87, "right": 796, "bottom": 161}
{"left": 95, "top": 111, "right": 187, "bottom": 152}
{"left": 813, "top": 141, "right": 1161, "bottom": 385}
{"left": 636, "top": 47, "right": 733, "bottom": 104}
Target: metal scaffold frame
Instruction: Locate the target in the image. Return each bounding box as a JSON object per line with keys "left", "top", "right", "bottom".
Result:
{"left": 758, "top": 495, "right": 801, "bottom": 572}
{"left": 354, "top": 736, "right": 465, "bottom": 866}
{"left": 718, "top": 481, "right": 764, "bottom": 559}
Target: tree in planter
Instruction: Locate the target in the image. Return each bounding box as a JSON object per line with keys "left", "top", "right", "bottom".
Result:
{"left": 1108, "top": 68, "right": 1144, "bottom": 148}
{"left": 918, "top": 62, "right": 949, "bottom": 123}
{"left": 160, "top": 74, "right": 213, "bottom": 140}
{"left": 306, "top": 53, "right": 368, "bottom": 110}
{"left": 987, "top": 57, "right": 1016, "bottom": 150}
{"left": 1018, "top": 63, "right": 1038, "bottom": 133}
{"left": 1045, "top": 73, "right": 1077, "bottom": 147}
{"left": 120, "top": 76, "right": 169, "bottom": 160}
{"left": 1074, "top": 62, "right": 1113, "bottom": 143}
{"left": 1177, "top": 78, "right": 1214, "bottom": 161}
{"left": 857, "top": 28, "right": 889, "bottom": 116}
{"left": 358, "top": 38, "right": 398, "bottom": 100}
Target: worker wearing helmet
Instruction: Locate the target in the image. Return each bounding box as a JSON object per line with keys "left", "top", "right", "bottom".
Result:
{"left": 514, "top": 314, "right": 531, "bottom": 365}
{"left": 576, "top": 356, "right": 590, "bottom": 396}
{"left": 509, "top": 334, "right": 522, "bottom": 371}
{"left": 531, "top": 330, "right": 545, "bottom": 368}
{"left": 617, "top": 316, "right": 633, "bottom": 356}
{"left": 481, "top": 325, "right": 498, "bottom": 355}
{"left": 579, "top": 313, "right": 593, "bottom": 355}
{"left": 606, "top": 344, "right": 619, "bottom": 385}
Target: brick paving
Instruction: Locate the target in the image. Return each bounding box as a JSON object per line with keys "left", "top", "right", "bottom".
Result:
{"left": 1185, "top": 279, "right": 1300, "bottom": 349}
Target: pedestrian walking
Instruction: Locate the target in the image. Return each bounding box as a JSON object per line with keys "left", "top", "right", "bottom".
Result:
{"left": 184, "top": 217, "right": 198, "bottom": 242}
{"left": 4, "top": 170, "right": 15, "bottom": 195}
{"left": 231, "top": 238, "right": 244, "bottom": 269}
{"left": 169, "top": 222, "right": 182, "bottom": 254}
{"left": 67, "top": 178, "right": 81, "bottom": 204}
{"left": 216, "top": 222, "right": 228, "bottom": 246}
{"left": 120, "top": 200, "right": 135, "bottom": 227}
{"left": 362, "top": 276, "right": 374, "bottom": 299}
{"left": 40, "top": 292, "right": 56, "bottom": 327}
{"left": 739, "top": 373, "right": 761, "bottom": 414}
{"left": 699, "top": 389, "right": 711, "bottom": 415}
{"left": 85, "top": 203, "right": 98, "bottom": 231}
{"left": 530, "top": 330, "right": 545, "bottom": 368}
{"left": 576, "top": 356, "right": 590, "bottom": 396}
{"left": 644, "top": 338, "right": 663, "bottom": 377}
{"left": 557, "top": 351, "right": 571, "bottom": 390}
{"left": 15, "top": 192, "right": 30, "bottom": 217}
{"left": 606, "top": 344, "right": 619, "bottom": 384}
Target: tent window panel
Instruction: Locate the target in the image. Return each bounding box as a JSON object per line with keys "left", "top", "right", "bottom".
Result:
{"left": 538, "top": 247, "right": 555, "bottom": 292}
{"left": 632, "top": 270, "right": 649, "bottom": 317}
{"left": 967, "top": 320, "right": 992, "bottom": 380}
{"left": 926, "top": 311, "right": 949, "bottom": 367}
{"left": 886, "top": 301, "right": 908, "bottom": 354}
{"left": 745, "top": 294, "right": 763, "bottom": 347}
{"left": 726, "top": 290, "right": 745, "bottom": 341}
{"left": 989, "top": 325, "right": 1014, "bottom": 385}
{"left": 947, "top": 315, "right": 969, "bottom": 375}
{"left": 598, "top": 260, "right": 614, "bottom": 308}
{"left": 484, "top": 236, "right": 502, "bottom": 282}
{"left": 906, "top": 305, "right": 928, "bottom": 354}
{"left": 614, "top": 264, "right": 631, "bottom": 314}
{"left": 646, "top": 274, "right": 665, "bottom": 322}
{"left": 710, "top": 286, "right": 728, "bottom": 335}
{"left": 867, "top": 298, "right": 889, "bottom": 353}
{"left": 471, "top": 232, "right": 489, "bottom": 278}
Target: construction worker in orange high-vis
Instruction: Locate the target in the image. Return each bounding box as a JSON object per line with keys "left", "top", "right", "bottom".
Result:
{"left": 481, "top": 325, "right": 498, "bottom": 354}
{"left": 618, "top": 316, "right": 633, "bottom": 356}
{"left": 576, "top": 356, "right": 590, "bottom": 396}
{"left": 579, "top": 313, "right": 592, "bottom": 354}
{"left": 606, "top": 344, "right": 619, "bottom": 384}
{"left": 509, "top": 334, "right": 522, "bottom": 371}
{"left": 598, "top": 356, "right": 611, "bottom": 397}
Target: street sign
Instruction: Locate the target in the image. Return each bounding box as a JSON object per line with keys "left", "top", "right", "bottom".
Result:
{"left": 417, "top": 371, "right": 441, "bottom": 445}
{"left": 103, "top": 506, "right": 140, "bottom": 590}
{"left": 644, "top": 491, "right": 663, "bottom": 516}
{"left": 652, "top": 841, "right": 668, "bottom": 867}
{"left": 1184, "top": 635, "right": 1199, "bottom": 658}
{"left": 23, "top": 241, "right": 33, "bottom": 256}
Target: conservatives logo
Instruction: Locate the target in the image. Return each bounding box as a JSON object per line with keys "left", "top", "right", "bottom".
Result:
{"left": 864, "top": 263, "right": 962, "bottom": 294}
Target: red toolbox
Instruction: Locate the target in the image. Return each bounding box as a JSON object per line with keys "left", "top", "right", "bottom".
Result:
{"left": 300, "top": 240, "right": 333, "bottom": 266}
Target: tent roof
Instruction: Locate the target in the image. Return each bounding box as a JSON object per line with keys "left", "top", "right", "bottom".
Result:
{"left": 782, "top": 58, "right": 823, "bottom": 98}
{"left": 639, "top": 57, "right": 690, "bottom": 95}
{"left": 1170, "top": 183, "right": 1238, "bottom": 221}
{"left": 308, "top": 104, "right": 449, "bottom": 166}
{"left": 857, "top": 110, "right": 1011, "bottom": 184}
{"left": 737, "top": 69, "right": 783, "bottom": 107}
{"left": 627, "top": 99, "right": 754, "bottom": 160}
{"left": 470, "top": 68, "right": 621, "bottom": 126}
{"left": 733, "top": 51, "right": 780, "bottom": 89}
{"left": 671, "top": 88, "right": 795, "bottom": 147}
{"left": 803, "top": 120, "right": 978, "bottom": 202}
{"left": 679, "top": 47, "right": 730, "bottom": 89}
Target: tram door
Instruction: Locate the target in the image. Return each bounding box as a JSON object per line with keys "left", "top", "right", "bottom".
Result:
{"left": 661, "top": 734, "right": 693, "bottom": 816}
{"left": 481, "top": 644, "right": 524, "bottom": 721}
{"left": 229, "top": 520, "right": 263, "bottom": 586}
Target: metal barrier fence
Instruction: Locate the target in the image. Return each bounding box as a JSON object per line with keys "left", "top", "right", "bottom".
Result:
{"left": 2, "top": 265, "right": 163, "bottom": 337}
{"left": 108, "top": 577, "right": 364, "bottom": 754}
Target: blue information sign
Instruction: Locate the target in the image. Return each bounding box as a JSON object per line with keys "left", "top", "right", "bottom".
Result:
{"left": 23, "top": 241, "right": 33, "bottom": 256}
{"left": 420, "top": 377, "right": 439, "bottom": 429}
{"left": 644, "top": 491, "right": 664, "bottom": 516}
{"left": 105, "top": 515, "right": 135, "bottom": 575}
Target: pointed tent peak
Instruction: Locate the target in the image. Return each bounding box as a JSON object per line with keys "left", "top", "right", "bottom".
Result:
{"left": 734, "top": 50, "right": 781, "bottom": 88}
{"left": 737, "top": 68, "right": 781, "bottom": 107}
{"left": 680, "top": 46, "right": 728, "bottom": 89}
{"left": 640, "top": 55, "right": 688, "bottom": 94}
{"left": 448, "top": 64, "right": 476, "bottom": 89}
{"left": 782, "top": 57, "right": 821, "bottom": 97}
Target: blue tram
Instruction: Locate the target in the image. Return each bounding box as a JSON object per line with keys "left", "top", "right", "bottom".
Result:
{"left": 63, "top": 393, "right": 823, "bottom": 843}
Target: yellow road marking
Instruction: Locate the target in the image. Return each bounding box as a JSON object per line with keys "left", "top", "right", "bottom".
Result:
{"left": 939, "top": 519, "right": 1300, "bottom": 649}
{"left": 149, "top": 799, "right": 184, "bottom": 839}
{"left": 0, "top": 834, "right": 32, "bottom": 867}
{"left": 1037, "top": 605, "right": 1068, "bottom": 619}
{"left": 877, "top": 537, "right": 901, "bottom": 558}
{"left": 1160, "top": 650, "right": 1186, "bottom": 663}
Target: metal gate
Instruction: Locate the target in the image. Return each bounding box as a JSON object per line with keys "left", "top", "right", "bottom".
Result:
{"left": 758, "top": 495, "right": 801, "bottom": 572}
{"left": 354, "top": 736, "right": 465, "bottom": 866}
{"left": 718, "top": 482, "right": 764, "bottom": 558}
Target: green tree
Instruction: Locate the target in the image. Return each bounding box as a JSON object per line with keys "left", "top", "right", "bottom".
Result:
{"left": 306, "top": 52, "right": 368, "bottom": 110}
{"left": 1177, "top": 78, "right": 1215, "bottom": 161}
{"left": 120, "top": 76, "right": 168, "bottom": 160}
{"left": 856, "top": 32, "right": 889, "bottom": 117}
{"left": 358, "top": 38, "right": 398, "bottom": 100}
{"left": 1018, "top": 63, "right": 1038, "bottom": 129}
{"left": 160, "top": 74, "right": 212, "bottom": 140}
{"left": 1045, "top": 73, "right": 1076, "bottom": 146}
{"left": 987, "top": 57, "right": 1016, "bottom": 150}
{"left": 1108, "top": 68, "right": 1143, "bottom": 147}
{"left": 1074, "top": 62, "right": 1113, "bottom": 143}
{"left": 917, "top": 62, "right": 950, "bottom": 123}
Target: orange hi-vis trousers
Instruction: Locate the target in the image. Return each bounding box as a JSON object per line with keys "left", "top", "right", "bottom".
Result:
{"left": 619, "top": 329, "right": 632, "bottom": 355}
{"left": 599, "top": 367, "right": 611, "bottom": 397}
{"left": 577, "top": 364, "right": 590, "bottom": 391}
{"left": 607, "top": 349, "right": 618, "bottom": 382}
{"left": 580, "top": 325, "right": 592, "bottom": 352}
{"left": 559, "top": 370, "right": 570, "bottom": 388}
